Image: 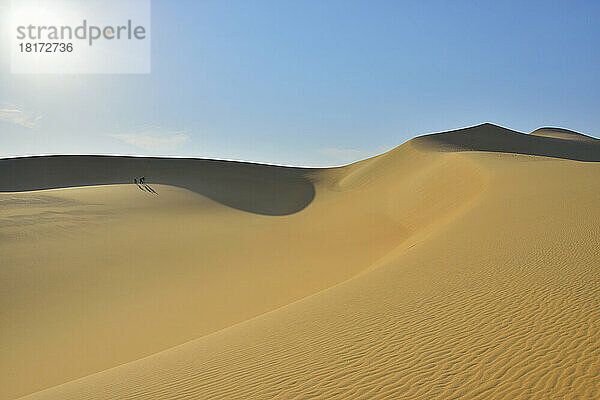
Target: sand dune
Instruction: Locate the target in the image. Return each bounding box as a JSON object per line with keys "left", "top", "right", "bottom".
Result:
{"left": 412, "top": 123, "right": 600, "bottom": 161}
{"left": 2, "top": 123, "right": 600, "bottom": 399}
{"left": 530, "top": 127, "right": 599, "bottom": 142}
{"left": 0, "top": 156, "right": 315, "bottom": 215}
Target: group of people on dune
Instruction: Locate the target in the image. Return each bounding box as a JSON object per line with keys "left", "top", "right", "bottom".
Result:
{"left": 134, "top": 176, "right": 158, "bottom": 195}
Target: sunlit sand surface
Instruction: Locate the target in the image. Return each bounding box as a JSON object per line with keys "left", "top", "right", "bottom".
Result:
{"left": 2, "top": 124, "right": 599, "bottom": 399}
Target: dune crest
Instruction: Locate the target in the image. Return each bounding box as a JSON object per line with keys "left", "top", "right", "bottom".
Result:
{"left": 529, "top": 126, "right": 598, "bottom": 142}
{"left": 412, "top": 123, "right": 600, "bottom": 161}
{"left": 3, "top": 123, "right": 600, "bottom": 400}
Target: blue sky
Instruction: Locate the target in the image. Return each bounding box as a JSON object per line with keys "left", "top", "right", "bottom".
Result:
{"left": 1, "top": 0, "right": 599, "bottom": 166}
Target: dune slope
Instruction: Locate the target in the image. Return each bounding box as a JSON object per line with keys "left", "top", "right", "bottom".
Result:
{"left": 2, "top": 123, "right": 600, "bottom": 399}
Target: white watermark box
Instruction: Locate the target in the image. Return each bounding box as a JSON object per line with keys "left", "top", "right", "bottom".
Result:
{"left": 10, "top": 0, "right": 151, "bottom": 74}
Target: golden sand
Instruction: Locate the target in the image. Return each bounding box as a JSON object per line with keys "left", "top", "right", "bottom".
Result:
{"left": 2, "top": 124, "right": 599, "bottom": 399}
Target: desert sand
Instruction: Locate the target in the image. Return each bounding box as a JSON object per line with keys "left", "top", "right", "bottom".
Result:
{"left": 1, "top": 123, "right": 599, "bottom": 399}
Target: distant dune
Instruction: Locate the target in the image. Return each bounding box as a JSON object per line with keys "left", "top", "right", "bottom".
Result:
{"left": 2, "top": 124, "right": 599, "bottom": 399}
{"left": 530, "top": 127, "right": 599, "bottom": 142}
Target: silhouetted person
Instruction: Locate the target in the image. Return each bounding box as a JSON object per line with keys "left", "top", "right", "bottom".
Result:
{"left": 134, "top": 178, "right": 138, "bottom": 184}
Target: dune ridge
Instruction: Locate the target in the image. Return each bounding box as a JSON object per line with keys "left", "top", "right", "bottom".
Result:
{"left": 412, "top": 123, "right": 600, "bottom": 161}
{"left": 530, "top": 127, "right": 599, "bottom": 142}
{"left": 0, "top": 156, "right": 316, "bottom": 215}
{"left": 2, "top": 123, "right": 600, "bottom": 399}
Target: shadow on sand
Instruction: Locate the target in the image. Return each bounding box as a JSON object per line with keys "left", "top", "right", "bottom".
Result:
{"left": 0, "top": 157, "right": 315, "bottom": 216}
{"left": 144, "top": 184, "right": 158, "bottom": 194}
{"left": 137, "top": 183, "right": 158, "bottom": 195}
{"left": 412, "top": 123, "right": 600, "bottom": 162}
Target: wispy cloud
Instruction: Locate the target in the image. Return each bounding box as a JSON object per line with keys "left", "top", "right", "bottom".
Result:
{"left": 318, "top": 147, "right": 371, "bottom": 164}
{"left": 0, "top": 104, "right": 42, "bottom": 128}
{"left": 110, "top": 130, "right": 190, "bottom": 152}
